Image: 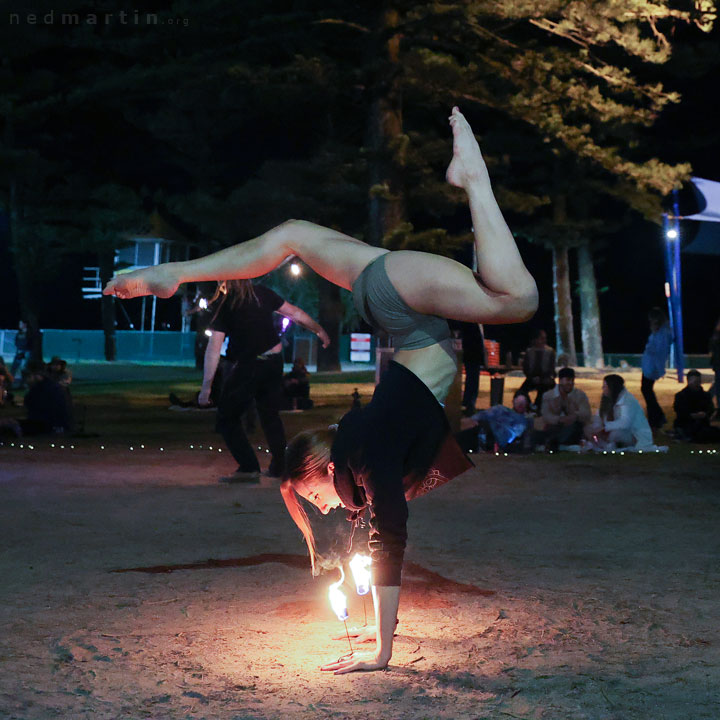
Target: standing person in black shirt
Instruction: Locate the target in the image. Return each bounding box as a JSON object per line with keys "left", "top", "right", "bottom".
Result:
{"left": 198, "top": 280, "right": 329, "bottom": 482}
{"left": 104, "top": 107, "right": 538, "bottom": 674}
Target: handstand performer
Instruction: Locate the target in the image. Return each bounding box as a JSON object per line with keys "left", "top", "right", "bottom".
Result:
{"left": 104, "top": 107, "right": 538, "bottom": 674}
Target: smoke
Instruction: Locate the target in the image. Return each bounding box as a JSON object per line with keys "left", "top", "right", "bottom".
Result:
{"left": 301, "top": 499, "right": 370, "bottom": 577}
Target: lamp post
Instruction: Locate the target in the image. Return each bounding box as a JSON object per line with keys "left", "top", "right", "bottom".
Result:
{"left": 662, "top": 189, "right": 684, "bottom": 381}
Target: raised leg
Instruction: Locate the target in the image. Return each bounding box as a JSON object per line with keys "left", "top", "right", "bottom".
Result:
{"left": 385, "top": 107, "right": 537, "bottom": 324}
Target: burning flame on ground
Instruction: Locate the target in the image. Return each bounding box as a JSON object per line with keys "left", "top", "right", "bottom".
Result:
{"left": 349, "top": 553, "right": 371, "bottom": 596}
{"left": 328, "top": 567, "right": 348, "bottom": 621}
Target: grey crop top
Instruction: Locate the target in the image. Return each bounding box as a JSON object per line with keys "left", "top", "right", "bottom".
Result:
{"left": 351, "top": 253, "right": 451, "bottom": 351}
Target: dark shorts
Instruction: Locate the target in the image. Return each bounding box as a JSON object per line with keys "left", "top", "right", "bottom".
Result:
{"left": 351, "top": 253, "right": 451, "bottom": 351}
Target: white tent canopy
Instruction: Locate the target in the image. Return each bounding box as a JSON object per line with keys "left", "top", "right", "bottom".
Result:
{"left": 683, "top": 177, "right": 720, "bottom": 222}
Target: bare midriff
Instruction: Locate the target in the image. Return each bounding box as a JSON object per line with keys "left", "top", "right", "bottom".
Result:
{"left": 392, "top": 338, "right": 458, "bottom": 404}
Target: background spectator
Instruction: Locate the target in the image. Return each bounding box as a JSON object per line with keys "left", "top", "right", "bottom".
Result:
{"left": 673, "top": 369, "right": 720, "bottom": 442}
{"left": 283, "top": 358, "right": 313, "bottom": 410}
{"left": 10, "top": 320, "right": 32, "bottom": 386}
{"left": 710, "top": 316, "right": 720, "bottom": 420}
{"left": 540, "top": 367, "right": 592, "bottom": 450}
{"left": 0, "top": 360, "right": 74, "bottom": 437}
{"left": 0, "top": 357, "right": 14, "bottom": 407}
{"left": 594, "top": 374, "right": 654, "bottom": 450}
{"left": 518, "top": 329, "right": 556, "bottom": 412}
{"left": 458, "top": 321, "right": 486, "bottom": 416}
{"left": 641, "top": 307, "right": 672, "bottom": 430}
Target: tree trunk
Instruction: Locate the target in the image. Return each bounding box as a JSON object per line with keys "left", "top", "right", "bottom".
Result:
{"left": 99, "top": 250, "right": 117, "bottom": 361}
{"left": 367, "top": 6, "right": 405, "bottom": 248}
{"left": 316, "top": 278, "right": 343, "bottom": 372}
{"left": 366, "top": 7, "right": 405, "bottom": 351}
{"left": 552, "top": 245, "right": 577, "bottom": 366}
{"left": 551, "top": 195, "right": 577, "bottom": 366}
{"left": 577, "top": 243, "right": 604, "bottom": 368}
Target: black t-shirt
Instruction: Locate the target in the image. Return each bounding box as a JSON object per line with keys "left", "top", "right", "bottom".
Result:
{"left": 331, "top": 362, "right": 453, "bottom": 587}
{"left": 208, "top": 285, "right": 284, "bottom": 361}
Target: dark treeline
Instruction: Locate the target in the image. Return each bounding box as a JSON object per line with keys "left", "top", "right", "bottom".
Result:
{"left": 0, "top": 1, "right": 717, "bottom": 363}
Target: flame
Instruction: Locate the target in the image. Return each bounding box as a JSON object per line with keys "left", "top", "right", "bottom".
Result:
{"left": 349, "top": 553, "right": 372, "bottom": 596}
{"left": 328, "top": 567, "right": 348, "bottom": 621}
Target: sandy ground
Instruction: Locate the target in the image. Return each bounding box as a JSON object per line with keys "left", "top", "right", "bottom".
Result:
{"left": 1, "top": 370, "right": 720, "bottom": 719}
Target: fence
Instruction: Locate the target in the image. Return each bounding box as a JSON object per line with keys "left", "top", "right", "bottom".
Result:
{"left": 2, "top": 329, "right": 709, "bottom": 369}
{"left": 0, "top": 329, "right": 196, "bottom": 364}
{"left": 0, "top": 329, "right": 378, "bottom": 366}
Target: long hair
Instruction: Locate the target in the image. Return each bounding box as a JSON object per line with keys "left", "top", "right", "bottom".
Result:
{"left": 279, "top": 428, "right": 337, "bottom": 574}
{"left": 225, "top": 279, "right": 258, "bottom": 309}
{"left": 206, "top": 279, "right": 259, "bottom": 326}
{"left": 600, "top": 374, "right": 625, "bottom": 421}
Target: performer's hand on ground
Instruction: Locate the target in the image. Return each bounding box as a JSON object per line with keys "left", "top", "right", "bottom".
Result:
{"left": 103, "top": 264, "right": 180, "bottom": 299}
{"left": 446, "top": 106, "right": 491, "bottom": 192}
{"left": 334, "top": 625, "right": 376, "bottom": 643}
{"left": 320, "top": 651, "right": 389, "bottom": 675}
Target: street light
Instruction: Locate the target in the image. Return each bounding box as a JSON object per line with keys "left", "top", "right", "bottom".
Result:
{"left": 666, "top": 228, "right": 678, "bottom": 240}
{"left": 290, "top": 262, "right": 301, "bottom": 277}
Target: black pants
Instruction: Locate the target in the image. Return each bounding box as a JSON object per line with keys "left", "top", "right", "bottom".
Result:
{"left": 462, "top": 361, "right": 481, "bottom": 411}
{"left": 543, "top": 420, "right": 583, "bottom": 449}
{"left": 216, "top": 354, "right": 286, "bottom": 475}
{"left": 641, "top": 375, "right": 666, "bottom": 429}
{"left": 674, "top": 419, "right": 720, "bottom": 443}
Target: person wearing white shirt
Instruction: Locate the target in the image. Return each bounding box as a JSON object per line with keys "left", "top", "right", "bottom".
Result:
{"left": 594, "top": 374, "right": 654, "bottom": 449}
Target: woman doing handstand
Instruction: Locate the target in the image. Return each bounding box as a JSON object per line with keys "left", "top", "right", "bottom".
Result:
{"left": 104, "top": 107, "right": 538, "bottom": 674}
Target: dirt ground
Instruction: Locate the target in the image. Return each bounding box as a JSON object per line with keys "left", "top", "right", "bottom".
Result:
{"left": 1, "top": 368, "right": 719, "bottom": 719}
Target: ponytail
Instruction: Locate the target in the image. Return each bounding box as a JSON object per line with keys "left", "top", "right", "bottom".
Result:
{"left": 280, "top": 427, "right": 337, "bottom": 575}
{"left": 280, "top": 479, "right": 319, "bottom": 575}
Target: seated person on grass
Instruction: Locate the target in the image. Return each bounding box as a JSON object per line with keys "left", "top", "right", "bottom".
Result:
{"left": 456, "top": 391, "right": 534, "bottom": 454}
{"left": 589, "top": 374, "right": 654, "bottom": 451}
{"left": 0, "top": 360, "right": 74, "bottom": 437}
{"left": 0, "top": 357, "right": 14, "bottom": 406}
{"left": 673, "top": 370, "right": 720, "bottom": 443}
{"left": 539, "top": 367, "right": 592, "bottom": 450}
{"left": 283, "top": 358, "right": 313, "bottom": 410}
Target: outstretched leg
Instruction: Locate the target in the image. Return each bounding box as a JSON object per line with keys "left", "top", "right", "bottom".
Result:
{"left": 104, "top": 221, "right": 384, "bottom": 299}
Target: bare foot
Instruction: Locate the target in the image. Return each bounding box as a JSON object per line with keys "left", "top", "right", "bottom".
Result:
{"left": 445, "top": 106, "right": 491, "bottom": 191}
{"left": 103, "top": 265, "right": 180, "bottom": 299}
